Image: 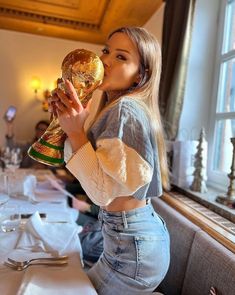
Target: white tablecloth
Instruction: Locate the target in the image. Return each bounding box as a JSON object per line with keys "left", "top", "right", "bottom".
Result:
{"left": 0, "top": 169, "right": 97, "bottom": 295}
{"left": 0, "top": 230, "right": 97, "bottom": 295}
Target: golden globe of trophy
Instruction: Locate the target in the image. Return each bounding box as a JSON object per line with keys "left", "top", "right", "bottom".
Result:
{"left": 28, "top": 49, "right": 104, "bottom": 166}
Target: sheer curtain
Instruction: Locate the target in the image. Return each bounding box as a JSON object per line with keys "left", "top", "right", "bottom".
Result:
{"left": 159, "top": 0, "right": 196, "bottom": 140}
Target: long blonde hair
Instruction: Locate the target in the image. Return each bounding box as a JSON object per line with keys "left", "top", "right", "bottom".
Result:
{"left": 90, "top": 27, "right": 169, "bottom": 190}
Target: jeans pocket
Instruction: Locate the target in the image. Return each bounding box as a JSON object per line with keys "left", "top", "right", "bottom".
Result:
{"left": 134, "top": 235, "right": 170, "bottom": 287}
{"left": 103, "top": 230, "right": 137, "bottom": 277}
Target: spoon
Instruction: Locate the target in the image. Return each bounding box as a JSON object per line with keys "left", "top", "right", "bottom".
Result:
{"left": 8, "top": 255, "right": 68, "bottom": 267}
{"left": 4, "top": 260, "right": 68, "bottom": 271}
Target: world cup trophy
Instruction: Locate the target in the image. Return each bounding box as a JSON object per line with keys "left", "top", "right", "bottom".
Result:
{"left": 28, "top": 49, "right": 104, "bottom": 166}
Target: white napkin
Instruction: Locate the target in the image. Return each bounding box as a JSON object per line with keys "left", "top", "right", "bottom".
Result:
{"left": 8, "top": 174, "right": 36, "bottom": 198}
{"left": 23, "top": 175, "right": 37, "bottom": 200}
{"left": 15, "top": 212, "right": 81, "bottom": 256}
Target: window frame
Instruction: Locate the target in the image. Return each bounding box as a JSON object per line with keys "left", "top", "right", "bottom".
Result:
{"left": 207, "top": 0, "right": 235, "bottom": 189}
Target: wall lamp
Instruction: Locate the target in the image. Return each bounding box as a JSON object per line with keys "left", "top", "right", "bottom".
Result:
{"left": 31, "top": 76, "right": 51, "bottom": 112}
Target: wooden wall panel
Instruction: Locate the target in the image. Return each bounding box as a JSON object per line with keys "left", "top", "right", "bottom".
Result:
{"left": 0, "top": 0, "right": 163, "bottom": 44}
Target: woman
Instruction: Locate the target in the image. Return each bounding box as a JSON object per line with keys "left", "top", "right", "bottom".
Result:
{"left": 50, "top": 27, "right": 170, "bottom": 294}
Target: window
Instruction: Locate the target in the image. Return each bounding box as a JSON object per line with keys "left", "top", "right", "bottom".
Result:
{"left": 208, "top": 0, "right": 235, "bottom": 188}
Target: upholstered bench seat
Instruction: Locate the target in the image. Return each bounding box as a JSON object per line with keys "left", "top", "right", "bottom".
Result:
{"left": 152, "top": 197, "right": 235, "bottom": 295}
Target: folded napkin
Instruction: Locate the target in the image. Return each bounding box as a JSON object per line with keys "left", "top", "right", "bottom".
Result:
{"left": 15, "top": 212, "right": 81, "bottom": 256}
{"left": 9, "top": 174, "right": 37, "bottom": 200}
{"left": 23, "top": 175, "right": 37, "bottom": 200}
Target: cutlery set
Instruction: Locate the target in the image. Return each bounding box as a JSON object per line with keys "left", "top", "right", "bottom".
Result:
{"left": 4, "top": 255, "right": 68, "bottom": 271}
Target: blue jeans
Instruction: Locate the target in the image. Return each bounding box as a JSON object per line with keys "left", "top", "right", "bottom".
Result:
{"left": 87, "top": 202, "right": 170, "bottom": 295}
{"left": 79, "top": 215, "right": 103, "bottom": 264}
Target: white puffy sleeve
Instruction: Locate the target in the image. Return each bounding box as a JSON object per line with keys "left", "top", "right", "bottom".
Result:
{"left": 64, "top": 98, "right": 156, "bottom": 206}
{"left": 65, "top": 137, "right": 153, "bottom": 206}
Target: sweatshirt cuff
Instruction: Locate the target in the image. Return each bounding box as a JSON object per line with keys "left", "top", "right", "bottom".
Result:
{"left": 65, "top": 142, "right": 96, "bottom": 182}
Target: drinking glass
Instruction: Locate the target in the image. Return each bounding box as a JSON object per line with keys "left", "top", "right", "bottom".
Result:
{"left": 6, "top": 148, "right": 23, "bottom": 172}
{"left": 0, "top": 147, "right": 23, "bottom": 172}
{"left": 0, "top": 204, "right": 21, "bottom": 232}
{"left": 0, "top": 147, "right": 11, "bottom": 168}
{"left": 0, "top": 173, "right": 9, "bottom": 206}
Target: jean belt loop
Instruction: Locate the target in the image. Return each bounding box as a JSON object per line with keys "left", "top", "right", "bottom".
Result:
{"left": 121, "top": 211, "right": 128, "bottom": 229}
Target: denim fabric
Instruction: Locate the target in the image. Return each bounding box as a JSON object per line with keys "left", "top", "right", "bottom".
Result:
{"left": 87, "top": 203, "right": 170, "bottom": 295}
{"left": 79, "top": 216, "right": 103, "bottom": 264}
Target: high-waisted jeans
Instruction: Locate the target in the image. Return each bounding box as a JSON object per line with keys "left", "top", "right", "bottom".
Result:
{"left": 87, "top": 202, "right": 170, "bottom": 295}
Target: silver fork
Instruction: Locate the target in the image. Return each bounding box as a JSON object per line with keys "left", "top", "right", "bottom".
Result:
{"left": 8, "top": 255, "right": 68, "bottom": 267}
{"left": 4, "top": 259, "right": 68, "bottom": 271}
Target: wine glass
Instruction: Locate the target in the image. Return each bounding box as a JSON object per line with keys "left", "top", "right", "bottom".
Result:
{"left": 0, "top": 147, "right": 23, "bottom": 173}
{"left": 6, "top": 148, "right": 23, "bottom": 172}
{"left": 0, "top": 146, "right": 11, "bottom": 169}
{"left": 0, "top": 204, "right": 21, "bottom": 232}
{"left": 0, "top": 174, "right": 9, "bottom": 207}
{"left": 0, "top": 174, "right": 21, "bottom": 232}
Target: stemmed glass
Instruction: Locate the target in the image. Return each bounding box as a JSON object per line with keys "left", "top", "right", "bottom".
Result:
{"left": 7, "top": 148, "right": 22, "bottom": 172}
{"left": 0, "top": 147, "right": 22, "bottom": 173}
{"left": 0, "top": 174, "right": 9, "bottom": 206}
{"left": 0, "top": 204, "right": 21, "bottom": 232}
{"left": 0, "top": 174, "right": 10, "bottom": 230}
{"left": 0, "top": 146, "right": 10, "bottom": 169}
{"left": 0, "top": 173, "right": 21, "bottom": 232}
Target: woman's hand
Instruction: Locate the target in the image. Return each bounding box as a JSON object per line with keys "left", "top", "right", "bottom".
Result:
{"left": 49, "top": 79, "right": 89, "bottom": 151}
{"left": 72, "top": 198, "right": 91, "bottom": 213}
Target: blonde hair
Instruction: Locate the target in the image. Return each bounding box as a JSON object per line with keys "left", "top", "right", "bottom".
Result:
{"left": 91, "top": 27, "right": 169, "bottom": 190}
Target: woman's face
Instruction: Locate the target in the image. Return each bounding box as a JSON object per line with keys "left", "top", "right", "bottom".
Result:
{"left": 99, "top": 32, "right": 140, "bottom": 93}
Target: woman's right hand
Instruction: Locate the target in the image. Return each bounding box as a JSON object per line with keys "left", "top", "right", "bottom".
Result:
{"left": 72, "top": 198, "right": 91, "bottom": 213}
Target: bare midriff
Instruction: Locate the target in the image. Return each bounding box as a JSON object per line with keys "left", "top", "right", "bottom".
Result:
{"left": 102, "top": 196, "right": 147, "bottom": 212}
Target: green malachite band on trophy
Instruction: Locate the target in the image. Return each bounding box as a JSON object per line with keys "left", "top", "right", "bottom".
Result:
{"left": 39, "top": 139, "right": 64, "bottom": 150}
{"left": 29, "top": 148, "right": 64, "bottom": 164}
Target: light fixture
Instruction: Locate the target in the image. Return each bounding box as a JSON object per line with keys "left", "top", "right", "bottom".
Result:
{"left": 30, "top": 76, "right": 51, "bottom": 112}
{"left": 31, "top": 76, "right": 41, "bottom": 97}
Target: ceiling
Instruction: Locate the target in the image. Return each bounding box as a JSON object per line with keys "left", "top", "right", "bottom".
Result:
{"left": 0, "top": 0, "right": 163, "bottom": 44}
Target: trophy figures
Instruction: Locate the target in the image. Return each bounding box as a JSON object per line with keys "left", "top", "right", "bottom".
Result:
{"left": 28, "top": 49, "right": 104, "bottom": 166}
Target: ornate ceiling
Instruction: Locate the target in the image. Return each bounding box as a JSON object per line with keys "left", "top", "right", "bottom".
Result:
{"left": 0, "top": 0, "right": 163, "bottom": 44}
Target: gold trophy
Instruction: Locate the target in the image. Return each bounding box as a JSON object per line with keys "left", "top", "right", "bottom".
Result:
{"left": 28, "top": 49, "right": 104, "bottom": 166}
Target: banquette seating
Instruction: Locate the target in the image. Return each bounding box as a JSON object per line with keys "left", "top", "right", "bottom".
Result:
{"left": 152, "top": 197, "right": 235, "bottom": 295}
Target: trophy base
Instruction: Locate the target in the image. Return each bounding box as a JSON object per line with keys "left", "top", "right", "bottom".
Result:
{"left": 28, "top": 147, "right": 64, "bottom": 167}
{"left": 216, "top": 195, "right": 235, "bottom": 206}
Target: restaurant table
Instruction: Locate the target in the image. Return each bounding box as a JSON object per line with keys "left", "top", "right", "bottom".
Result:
{"left": 0, "top": 169, "right": 97, "bottom": 295}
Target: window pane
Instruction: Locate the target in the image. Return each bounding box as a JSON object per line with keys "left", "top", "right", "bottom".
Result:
{"left": 213, "top": 119, "right": 235, "bottom": 172}
{"left": 216, "top": 58, "right": 235, "bottom": 112}
{"left": 222, "top": 0, "right": 235, "bottom": 54}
